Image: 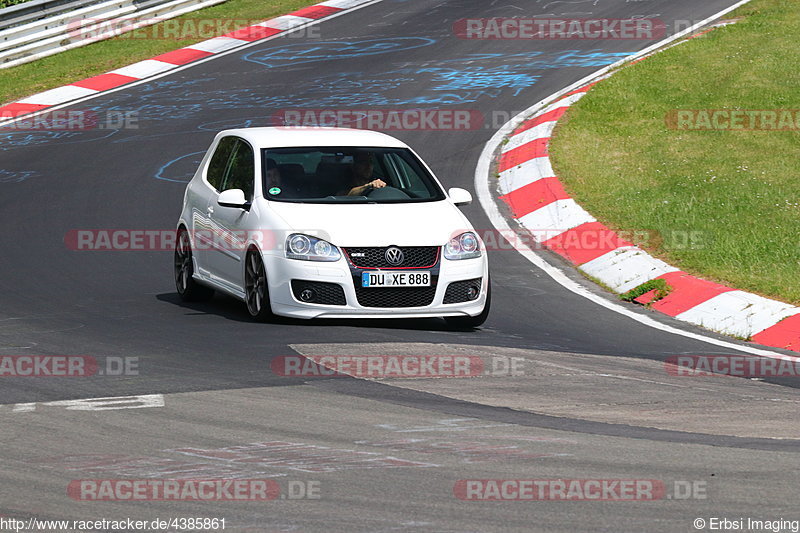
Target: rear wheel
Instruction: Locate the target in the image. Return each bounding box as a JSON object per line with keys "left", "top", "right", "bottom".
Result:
{"left": 174, "top": 228, "right": 214, "bottom": 302}
{"left": 444, "top": 276, "right": 491, "bottom": 329}
{"left": 245, "top": 248, "right": 275, "bottom": 322}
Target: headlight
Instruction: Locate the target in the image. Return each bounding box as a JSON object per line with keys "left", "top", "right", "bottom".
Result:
{"left": 285, "top": 234, "right": 341, "bottom": 262}
{"left": 444, "top": 231, "right": 482, "bottom": 260}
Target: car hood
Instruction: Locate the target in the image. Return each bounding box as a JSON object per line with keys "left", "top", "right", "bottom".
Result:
{"left": 267, "top": 200, "right": 473, "bottom": 247}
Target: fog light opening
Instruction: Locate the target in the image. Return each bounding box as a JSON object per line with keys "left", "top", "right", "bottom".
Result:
{"left": 467, "top": 285, "right": 480, "bottom": 300}
{"left": 300, "top": 288, "right": 316, "bottom": 302}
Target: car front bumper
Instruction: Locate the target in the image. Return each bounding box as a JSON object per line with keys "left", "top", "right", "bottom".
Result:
{"left": 263, "top": 252, "right": 488, "bottom": 319}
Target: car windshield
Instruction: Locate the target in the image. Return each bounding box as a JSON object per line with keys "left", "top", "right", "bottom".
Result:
{"left": 261, "top": 146, "right": 446, "bottom": 203}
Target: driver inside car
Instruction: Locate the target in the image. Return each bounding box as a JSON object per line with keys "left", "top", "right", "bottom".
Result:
{"left": 342, "top": 152, "right": 387, "bottom": 196}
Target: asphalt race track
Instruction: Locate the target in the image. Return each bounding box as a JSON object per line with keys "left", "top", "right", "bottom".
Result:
{"left": 1, "top": 0, "right": 798, "bottom": 531}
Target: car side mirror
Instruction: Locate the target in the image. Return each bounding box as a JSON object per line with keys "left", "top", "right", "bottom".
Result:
{"left": 217, "top": 189, "right": 250, "bottom": 210}
{"left": 448, "top": 187, "right": 472, "bottom": 206}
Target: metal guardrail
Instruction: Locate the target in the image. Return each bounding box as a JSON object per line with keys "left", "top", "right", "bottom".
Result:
{"left": 0, "top": 0, "right": 226, "bottom": 68}
{"left": 0, "top": 0, "right": 110, "bottom": 31}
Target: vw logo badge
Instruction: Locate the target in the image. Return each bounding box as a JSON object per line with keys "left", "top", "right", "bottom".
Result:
{"left": 385, "top": 247, "right": 404, "bottom": 266}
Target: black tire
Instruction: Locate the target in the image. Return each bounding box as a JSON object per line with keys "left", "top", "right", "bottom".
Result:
{"left": 174, "top": 228, "right": 214, "bottom": 302}
{"left": 444, "top": 276, "right": 491, "bottom": 329}
{"left": 244, "top": 248, "right": 275, "bottom": 322}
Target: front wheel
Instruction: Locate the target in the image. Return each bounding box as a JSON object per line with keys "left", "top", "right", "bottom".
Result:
{"left": 244, "top": 249, "right": 275, "bottom": 322}
{"left": 444, "top": 276, "right": 491, "bottom": 329}
{"left": 174, "top": 229, "right": 214, "bottom": 302}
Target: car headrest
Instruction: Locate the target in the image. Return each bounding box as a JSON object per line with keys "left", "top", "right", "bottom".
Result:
{"left": 278, "top": 163, "right": 305, "bottom": 181}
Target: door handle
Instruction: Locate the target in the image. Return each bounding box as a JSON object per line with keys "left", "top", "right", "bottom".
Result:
{"left": 207, "top": 206, "right": 214, "bottom": 214}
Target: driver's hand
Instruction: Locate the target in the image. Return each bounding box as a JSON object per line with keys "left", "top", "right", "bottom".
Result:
{"left": 369, "top": 179, "right": 387, "bottom": 189}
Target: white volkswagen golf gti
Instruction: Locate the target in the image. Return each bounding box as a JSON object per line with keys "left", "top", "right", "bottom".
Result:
{"left": 174, "top": 127, "right": 490, "bottom": 327}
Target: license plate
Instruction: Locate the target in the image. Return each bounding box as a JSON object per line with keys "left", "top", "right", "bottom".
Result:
{"left": 362, "top": 271, "right": 430, "bottom": 288}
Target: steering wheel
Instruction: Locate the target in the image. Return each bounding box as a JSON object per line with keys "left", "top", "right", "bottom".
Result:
{"left": 365, "top": 186, "right": 411, "bottom": 200}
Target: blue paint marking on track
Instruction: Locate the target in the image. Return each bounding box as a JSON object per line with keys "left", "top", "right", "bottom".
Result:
{"left": 155, "top": 151, "right": 206, "bottom": 183}
{"left": 0, "top": 46, "right": 631, "bottom": 186}
{"left": 417, "top": 67, "right": 538, "bottom": 97}
{"left": 242, "top": 37, "right": 437, "bottom": 68}
{"left": 198, "top": 117, "right": 273, "bottom": 131}
{"left": 0, "top": 129, "right": 119, "bottom": 151}
{"left": 0, "top": 169, "right": 38, "bottom": 183}
{"left": 144, "top": 49, "right": 631, "bottom": 180}
{"left": 97, "top": 50, "right": 632, "bottom": 135}
{"left": 434, "top": 50, "right": 633, "bottom": 69}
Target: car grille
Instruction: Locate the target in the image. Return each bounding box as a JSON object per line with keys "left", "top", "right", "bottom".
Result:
{"left": 354, "top": 276, "right": 438, "bottom": 308}
{"left": 291, "top": 280, "right": 346, "bottom": 306}
{"left": 344, "top": 246, "right": 439, "bottom": 269}
{"left": 443, "top": 278, "right": 482, "bottom": 304}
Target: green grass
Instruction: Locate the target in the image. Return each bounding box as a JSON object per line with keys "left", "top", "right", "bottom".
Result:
{"left": 550, "top": 0, "right": 800, "bottom": 305}
{"left": 1, "top": 0, "right": 32, "bottom": 8}
{"left": 0, "top": 0, "right": 316, "bottom": 106}
{"left": 619, "top": 278, "right": 670, "bottom": 303}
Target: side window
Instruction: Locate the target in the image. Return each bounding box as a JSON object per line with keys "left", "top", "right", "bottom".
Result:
{"left": 222, "top": 140, "right": 255, "bottom": 200}
{"left": 206, "top": 137, "right": 237, "bottom": 191}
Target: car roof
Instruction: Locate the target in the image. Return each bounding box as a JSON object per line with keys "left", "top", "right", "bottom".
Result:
{"left": 217, "top": 127, "right": 410, "bottom": 149}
